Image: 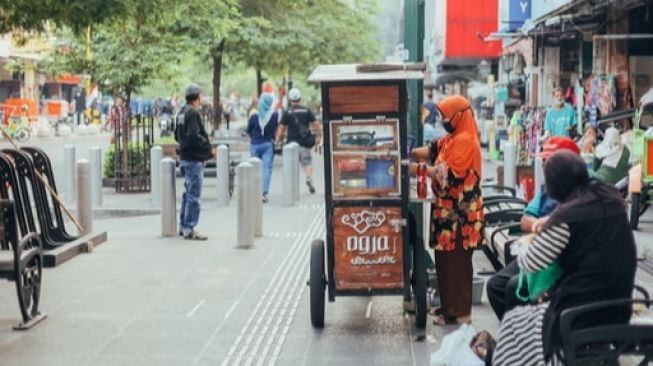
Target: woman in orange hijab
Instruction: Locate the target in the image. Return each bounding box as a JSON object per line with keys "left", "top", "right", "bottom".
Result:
{"left": 411, "top": 95, "right": 483, "bottom": 325}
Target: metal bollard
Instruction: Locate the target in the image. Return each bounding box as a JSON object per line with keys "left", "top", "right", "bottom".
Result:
{"left": 150, "top": 146, "right": 163, "bottom": 207}
{"left": 534, "top": 157, "right": 544, "bottom": 191}
{"left": 89, "top": 147, "right": 103, "bottom": 207}
{"left": 237, "top": 162, "right": 255, "bottom": 248}
{"left": 248, "top": 157, "right": 263, "bottom": 237}
{"left": 282, "top": 143, "right": 299, "bottom": 206}
{"left": 216, "top": 145, "right": 230, "bottom": 207}
{"left": 76, "top": 159, "right": 92, "bottom": 235}
{"left": 63, "top": 145, "right": 76, "bottom": 203}
{"left": 503, "top": 142, "right": 516, "bottom": 189}
{"left": 290, "top": 142, "right": 300, "bottom": 202}
{"left": 160, "top": 158, "right": 177, "bottom": 237}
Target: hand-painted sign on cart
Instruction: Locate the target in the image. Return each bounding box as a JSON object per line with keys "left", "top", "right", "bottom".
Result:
{"left": 333, "top": 207, "right": 404, "bottom": 290}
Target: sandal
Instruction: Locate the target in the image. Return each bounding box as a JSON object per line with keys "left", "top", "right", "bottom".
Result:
{"left": 432, "top": 314, "right": 458, "bottom": 326}
{"left": 429, "top": 307, "right": 443, "bottom": 316}
{"left": 184, "top": 230, "right": 208, "bottom": 241}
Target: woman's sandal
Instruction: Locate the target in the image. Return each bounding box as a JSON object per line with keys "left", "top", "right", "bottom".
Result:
{"left": 432, "top": 314, "right": 458, "bottom": 326}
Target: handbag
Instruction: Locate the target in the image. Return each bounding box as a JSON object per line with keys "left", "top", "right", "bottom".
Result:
{"left": 289, "top": 107, "right": 315, "bottom": 148}
{"left": 515, "top": 262, "right": 561, "bottom": 302}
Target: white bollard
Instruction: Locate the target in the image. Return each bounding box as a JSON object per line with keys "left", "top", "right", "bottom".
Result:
{"left": 89, "top": 147, "right": 103, "bottom": 207}
{"left": 237, "top": 162, "right": 255, "bottom": 248}
{"left": 290, "top": 142, "right": 300, "bottom": 202}
{"left": 76, "top": 159, "right": 92, "bottom": 235}
{"left": 160, "top": 158, "right": 177, "bottom": 237}
{"left": 282, "top": 143, "right": 299, "bottom": 206}
{"left": 503, "top": 142, "right": 517, "bottom": 189}
{"left": 248, "top": 157, "right": 263, "bottom": 237}
{"left": 534, "top": 157, "right": 544, "bottom": 191}
{"left": 216, "top": 145, "right": 230, "bottom": 207}
{"left": 63, "top": 145, "right": 76, "bottom": 204}
{"left": 150, "top": 146, "right": 163, "bottom": 208}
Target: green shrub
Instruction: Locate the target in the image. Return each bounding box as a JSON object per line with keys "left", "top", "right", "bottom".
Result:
{"left": 103, "top": 143, "right": 150, "bottom": 179}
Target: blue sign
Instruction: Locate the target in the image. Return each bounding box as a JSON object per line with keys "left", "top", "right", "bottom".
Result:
{"left": 508, "top": 0, "right": 531, "bottom": 31}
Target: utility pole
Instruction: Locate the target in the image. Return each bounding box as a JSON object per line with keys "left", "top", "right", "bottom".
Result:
{"left": 404, "top": 0, "right": 426, "bottom": 238}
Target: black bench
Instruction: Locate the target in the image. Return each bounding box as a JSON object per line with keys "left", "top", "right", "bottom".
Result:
{"left": 0, "top": 199, "right": 46, "bottom": 330}
{"left": 561, "top": 298, "right": 653, "bottom": 365}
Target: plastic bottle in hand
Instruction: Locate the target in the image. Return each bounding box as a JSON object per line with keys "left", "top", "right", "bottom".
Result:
{"left": 417, "top": 161, "right": 427, "bottom": 199}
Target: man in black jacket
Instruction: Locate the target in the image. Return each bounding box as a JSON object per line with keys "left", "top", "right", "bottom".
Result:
{"left": 175, "top": 84, "right": 213, "bottom": 240}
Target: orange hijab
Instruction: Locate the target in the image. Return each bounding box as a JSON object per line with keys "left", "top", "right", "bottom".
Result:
{"left": 436, "top": 95, "right": 482, "bottom": 177}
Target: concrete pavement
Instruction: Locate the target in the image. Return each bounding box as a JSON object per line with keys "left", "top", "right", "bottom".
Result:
{"left": 0, "top": 139, "right": 651, "bottom": 365}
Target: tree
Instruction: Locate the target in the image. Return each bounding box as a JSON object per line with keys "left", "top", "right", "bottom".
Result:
{"left": 0, "top": 0, "right": 129, "bottom": 33}
{"left": 226, "top": 0, "right": 381, "bottom": 95}
{"left": 44, "top": 0, "right": 184, "bottom": 103}
{"left": 170, "top": 0, "right": 240, "bottom": 131}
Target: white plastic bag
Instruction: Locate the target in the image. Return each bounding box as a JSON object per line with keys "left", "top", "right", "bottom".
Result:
{"left": 430, "top": 324, "right": 485, "bottom": 366}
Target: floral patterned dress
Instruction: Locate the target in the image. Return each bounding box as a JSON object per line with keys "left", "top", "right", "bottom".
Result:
{"left": 430, "top": 165, "right": 484, "bottom": 251}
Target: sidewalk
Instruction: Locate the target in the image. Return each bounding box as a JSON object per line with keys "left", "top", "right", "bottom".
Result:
{"left": 0, "top": 150, "right": 650, "bottom": 365}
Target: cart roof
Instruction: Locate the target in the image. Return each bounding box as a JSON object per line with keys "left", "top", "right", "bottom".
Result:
{"left": 308, "top": 64, "right": 424, "bottom": 83}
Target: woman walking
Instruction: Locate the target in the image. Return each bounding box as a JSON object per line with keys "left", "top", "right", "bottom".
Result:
{"left": 247, "top": 93, "right": 278, "bottom": 203}
{"left": 410, "top": 95, "right": 483, "bottom": 325}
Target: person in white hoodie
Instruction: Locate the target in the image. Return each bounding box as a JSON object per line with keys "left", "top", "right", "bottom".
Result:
{"left": 594, "top": 127, "right": 630, "bottom": 184}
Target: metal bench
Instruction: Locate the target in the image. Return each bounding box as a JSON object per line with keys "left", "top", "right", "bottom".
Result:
{"left": 561, "top": 298, "right": 653, "bottom": 365}
{"left": 482, "top": 194, "right": 526, "bottom": 271}
{"left": 0, "top": 199, "right": 46, "bottom": 330}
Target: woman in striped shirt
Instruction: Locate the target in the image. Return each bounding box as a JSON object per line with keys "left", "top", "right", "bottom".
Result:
{"left": 492, "top": 150, "right": 636, "bottom": 365}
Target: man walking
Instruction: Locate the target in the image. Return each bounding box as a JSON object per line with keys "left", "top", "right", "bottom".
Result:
{"left": 276, "top": 88, "right": 322, "bottom": 194}
{"left": 175, "top": 84, "right": 213, "bottom": 240}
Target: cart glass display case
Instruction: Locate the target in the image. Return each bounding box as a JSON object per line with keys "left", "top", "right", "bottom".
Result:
{"left": 330, "top": 119, "right": 401, "bottom": 199}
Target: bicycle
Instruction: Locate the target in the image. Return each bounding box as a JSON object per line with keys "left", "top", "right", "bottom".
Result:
{"left": 0, "top": 105, "right": 31, "bottom": 142}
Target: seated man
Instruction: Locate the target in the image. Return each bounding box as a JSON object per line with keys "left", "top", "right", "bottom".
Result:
{"left": 486, "top": 136, "right": 580, "bottom": 320}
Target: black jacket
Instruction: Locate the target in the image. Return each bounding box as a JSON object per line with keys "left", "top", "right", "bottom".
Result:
{"left": 542, "top": 182, "right": 636, "bottom": 358}
{"left": 175, "top": 104, "right": 212, "bottom": 162}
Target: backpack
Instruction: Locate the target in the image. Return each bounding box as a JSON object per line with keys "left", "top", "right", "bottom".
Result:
{"left": 288, "top": 107, "right": 315, "bottom": 148}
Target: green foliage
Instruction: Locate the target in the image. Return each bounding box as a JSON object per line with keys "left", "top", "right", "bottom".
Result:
{"left": 44, "top": 0, "right": 186, "bottom": 99}
{"left": 226, "top": 0, "right": 382, "bottom": 77}
{"left": 0, "top": 0, "right": 128, "bottom": 33}
{"left": 103, "top": 143, "right": 150, "bottom": 178}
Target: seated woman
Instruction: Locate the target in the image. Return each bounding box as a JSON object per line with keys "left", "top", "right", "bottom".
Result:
{"left": 493, "top": 150, "right": 636, "bottom": 365}
{"left": 594, "top": 127, "right": 630, "bottom": 185}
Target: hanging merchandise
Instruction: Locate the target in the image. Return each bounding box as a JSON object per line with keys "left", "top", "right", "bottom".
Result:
{"left": 597, "top": 75, "right": 616, "bottom": 117}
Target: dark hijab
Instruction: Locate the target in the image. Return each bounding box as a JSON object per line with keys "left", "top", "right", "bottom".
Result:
{"left": 544, "top": 150, "right": 626, "bottom": 226}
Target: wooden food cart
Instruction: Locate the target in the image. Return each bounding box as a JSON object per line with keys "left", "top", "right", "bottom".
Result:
{"left": 307, "top": 64, "right": 427, "bottom": 328}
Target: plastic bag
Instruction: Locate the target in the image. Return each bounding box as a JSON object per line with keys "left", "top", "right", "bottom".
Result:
{"left": 430, "top": 324, "right": 485, "bottom": 366}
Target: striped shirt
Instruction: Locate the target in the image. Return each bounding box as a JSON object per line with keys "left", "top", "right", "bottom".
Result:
{"left": 517, "top": 223, "right": 570, "bottom": 273}
{"left": 493, "top": 224, "right": 571, "bottom": 366}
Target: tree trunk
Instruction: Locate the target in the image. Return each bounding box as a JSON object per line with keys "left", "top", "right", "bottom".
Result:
{"left": 256, "top": 68, "right": 263, "bottom": 96}
{"left": 211, "top": 39, "right": 225, "bottom": 132}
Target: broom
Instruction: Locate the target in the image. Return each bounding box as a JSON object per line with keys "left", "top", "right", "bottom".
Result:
{"left": 356, "top": 63, "right": 427, "bottom": 73}
{"left": 0, "top": 125, "right": 84, "bottom": 233}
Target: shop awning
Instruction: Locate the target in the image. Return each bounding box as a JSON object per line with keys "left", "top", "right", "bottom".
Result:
{"left": 56, "top": 74, "right": 82, "bottom": 85}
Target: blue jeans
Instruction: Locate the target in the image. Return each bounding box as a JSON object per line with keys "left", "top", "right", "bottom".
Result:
{"left": 250, "top": 141, "right": 274, "bottom": 194}
{"left": 179, "top": 160, "right": 204, "bottom": 235}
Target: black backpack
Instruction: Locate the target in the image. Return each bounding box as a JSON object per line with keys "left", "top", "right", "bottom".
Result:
{"left": 288, "top": 107, "right": 316, "bottom": 148}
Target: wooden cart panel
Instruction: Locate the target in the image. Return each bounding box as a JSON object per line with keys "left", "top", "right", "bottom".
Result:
{"left": 333, "top": 206, "right": 404, "bottom": 291}
{"left": 328, "top": 85, "right": 399, "bottom": 115}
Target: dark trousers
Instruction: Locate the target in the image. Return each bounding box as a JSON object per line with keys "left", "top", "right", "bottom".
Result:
{"left": 486, "top": 260, "right": 521, "bottom": 320}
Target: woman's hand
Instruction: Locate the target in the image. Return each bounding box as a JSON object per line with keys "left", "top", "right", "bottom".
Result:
{"left": 408, "top": 162, "right": 418, "bottom": 177}
{"left": 531, "top": 216, "right": 549, "bottom": 234}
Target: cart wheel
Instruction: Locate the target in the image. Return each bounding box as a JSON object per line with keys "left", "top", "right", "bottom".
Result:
{"left": 14, "top": 234, "right": 43, "bottom": 328}
{"left": 413, "top": 241, "right": 427, "bottom": 328}
{"left": 630, "top": 193, "right": 641, "bottom": 230}
{"left": 310, "top": 239, "right": 326, "bottom": 328}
